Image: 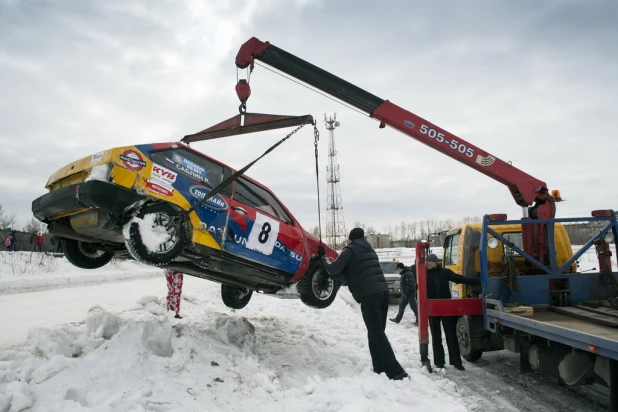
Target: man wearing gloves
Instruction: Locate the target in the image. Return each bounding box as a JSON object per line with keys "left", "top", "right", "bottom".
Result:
{"left": 318, "top": 228, "right": 408, "bottom": 380}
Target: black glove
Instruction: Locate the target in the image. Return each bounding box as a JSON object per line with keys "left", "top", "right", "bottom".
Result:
{"left": 317, "top": 245, "right": 326, "bottom": 257}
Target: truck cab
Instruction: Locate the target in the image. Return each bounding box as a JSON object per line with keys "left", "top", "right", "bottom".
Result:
{"left": 442, "top": 222, "right": 576, "bottom": 299}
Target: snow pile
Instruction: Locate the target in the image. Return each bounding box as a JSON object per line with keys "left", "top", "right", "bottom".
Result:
{"left": 0, "top": 281, "right": 472, "bottom": 412}
{"left": 0, "top": 252, "right": 163, "bottom": 294}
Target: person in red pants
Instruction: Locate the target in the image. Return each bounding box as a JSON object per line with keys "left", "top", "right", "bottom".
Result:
{"left": 165, "top": 270, "right": 184, "bottom": 319}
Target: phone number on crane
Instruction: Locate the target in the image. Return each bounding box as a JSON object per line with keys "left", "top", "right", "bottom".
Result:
{"left": 418, "top": 124, "right": 475, "bottom": 158}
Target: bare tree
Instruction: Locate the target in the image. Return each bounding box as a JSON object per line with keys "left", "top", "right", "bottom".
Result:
{"left": 353, "top": 221, "right": 366, "bottom": 230}
{"left": 23, "top": 217, "right": 45, "bottom": 234}
{"left": 365, "top": 226, "right": 377, "bottom": 236}
{"left": 310, "top": 226, "right": 321, "bottom": 239}
{"left": 0, "top": 205, "right": 18, "bottom": 230}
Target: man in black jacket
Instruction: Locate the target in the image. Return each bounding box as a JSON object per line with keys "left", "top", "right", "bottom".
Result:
{"left": 319, "top": 228, "right": 408, "bottom": 380}
{"left": 390, "top": 263, "right": 418, "bottom": 325}
{"left": 425, "top": 253, "right": 480, "bottom": 371}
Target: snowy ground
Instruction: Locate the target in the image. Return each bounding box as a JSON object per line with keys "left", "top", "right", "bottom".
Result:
{"left": 0, "top": 248, "right": 614, "bottom": 412}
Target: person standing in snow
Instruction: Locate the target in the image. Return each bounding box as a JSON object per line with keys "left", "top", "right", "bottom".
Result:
{"left": 30, "top": 231, "right": 37, "bottom": 251}
{"left": 35, "top": 233, "right": 44, "bottom": 252}
{"left": 318, "top": 228, "right": 408, "bottom": 380}
{"left": 389, "top": 263, "right": 418, "bottom": 325}
{"left": 165, "top": 269, "right": 184, "bottom": 319}
{"left": 425, "top": 253, "right": 480, "bottom": 371}
{"left": 4, "top": 234, "right": 12, "bottom": 251}
{"left": 8, "top": 230, "right": 17, "bottom": 252}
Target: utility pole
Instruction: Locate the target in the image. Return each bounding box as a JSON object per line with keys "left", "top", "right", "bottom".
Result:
{"left": 324, "top": 113, "right": 347, "bottom": 249}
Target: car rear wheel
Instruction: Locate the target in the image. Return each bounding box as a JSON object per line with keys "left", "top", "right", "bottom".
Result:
{"left": 221, "top": 284, "right": 253, "bottom": 309}
{"left": 297, "top": 261, "right": 340, "bottom": 309}
{"left": 61, "top": 238, "right": 113, "bottom": 269}
{"left": 125, "top": 202, "right": 188, "bottom": 265}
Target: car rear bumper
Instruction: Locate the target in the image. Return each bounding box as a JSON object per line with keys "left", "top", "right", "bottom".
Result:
{"left": 32, "top": 181, "right": 145, "bottom": 222}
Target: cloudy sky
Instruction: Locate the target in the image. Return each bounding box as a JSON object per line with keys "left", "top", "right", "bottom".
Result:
{"left": 1, "top": 0, "right": 617, "bottom": 235}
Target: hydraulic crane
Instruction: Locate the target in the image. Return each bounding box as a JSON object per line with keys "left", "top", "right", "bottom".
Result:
{"left": 231, "top": 37, "right": 560, "bottom": 267}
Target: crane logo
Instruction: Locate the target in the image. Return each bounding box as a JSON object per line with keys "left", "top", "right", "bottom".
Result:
{"left": 476, "top": 154, "right": 496, "bottom": 167}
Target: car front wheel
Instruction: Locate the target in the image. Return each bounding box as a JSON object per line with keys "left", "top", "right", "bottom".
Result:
{"left": 61, "top": 238, "right": 113, "bottom": 269}
{"left": 124, "top": 202, "right": 188, "bottom": 265}
{"left": 457, "top": 316, "right": 483, "bottom": 362}
{"left": 297, "top": 261, "right": 340, "bottom": 309}
{"left": 221, "top": 284, "right": 253, "bottom": 309}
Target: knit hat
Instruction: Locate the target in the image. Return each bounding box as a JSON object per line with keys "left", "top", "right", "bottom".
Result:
{"left": 396, "top": 263, "right": 405, "bottom": 270}
{"left": 348, "top": 228, "right": 365, "bottom": 240}
{"left": 427, "top": 254, "right": 439, "bottom": 263}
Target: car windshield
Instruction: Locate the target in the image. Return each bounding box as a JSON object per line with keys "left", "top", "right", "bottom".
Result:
{"left": 379, "top": 261, "right": 398, "bottom": 274}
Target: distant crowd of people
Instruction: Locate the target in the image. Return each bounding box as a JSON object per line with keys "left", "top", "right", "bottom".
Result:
{"left": 3, "top": 230, "right": 62, "bottom": 253}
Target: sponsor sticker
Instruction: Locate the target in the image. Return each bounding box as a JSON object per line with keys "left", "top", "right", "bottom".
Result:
{"left": 189, "top": 185, "right": 228, "bottom": 210}
{"left": 90, "top": 151, "right": 104, "bottom": 164}
{"left": 151, "top": 164, "right": 177, "bottom": 185}
{"left": 475, "top": 154, "right": 496, "bottom": 167}
{"left": 146, "top": 179, "right": 173, "bottom": 197}
{"left": 120, "top": 149, "right": 147, "bottom": 171}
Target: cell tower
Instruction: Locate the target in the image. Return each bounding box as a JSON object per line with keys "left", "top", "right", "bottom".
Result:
{"left": 324, "top": 113, "right": 347, "bottom": 249}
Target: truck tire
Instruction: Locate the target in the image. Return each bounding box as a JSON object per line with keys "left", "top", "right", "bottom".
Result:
{"left": 61, "top": 238, "right": 113, "bottom": 269}
{"left": 297, "top": 261, "right": 340, "bottom": 309}
{"left": 457, "top": 316, "right": 483, "bottom": 362}
{"left": 221, "top": 284, "right": 253, "bottom": 309}
{"left": 125, "top": 203, "right": 188, "bottom": 265}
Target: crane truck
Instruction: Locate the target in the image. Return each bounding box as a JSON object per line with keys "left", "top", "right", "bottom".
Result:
{"left": 228, "top": 37, "right": 618, "bottom": 410}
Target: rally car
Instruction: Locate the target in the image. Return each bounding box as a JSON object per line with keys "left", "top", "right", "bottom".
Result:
{"left": 32, "top": 143, "right": 340, "bottom": 309}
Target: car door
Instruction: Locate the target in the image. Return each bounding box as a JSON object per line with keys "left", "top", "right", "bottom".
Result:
{"left": 443, "top": 230, "right": 461, "bottom": 297}
{"left": 223, "top": 176, "right": 304, "bottom": 275}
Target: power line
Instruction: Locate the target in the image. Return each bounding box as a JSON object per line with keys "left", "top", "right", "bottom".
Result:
{"left": 0, "top": 141, "right": 61, "bottom": 168}
{"left": 254, "top": 62, "right": 369, "bottom": 117}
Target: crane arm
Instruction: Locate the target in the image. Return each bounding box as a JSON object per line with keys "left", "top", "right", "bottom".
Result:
{"left": 235, "top": 37, "right": 554, "bottom": 214}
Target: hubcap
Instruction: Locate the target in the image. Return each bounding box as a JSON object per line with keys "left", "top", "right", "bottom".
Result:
{"left": 311, "top": 270, "right": 334, "bottom": 300}
{"left": 458, "top": 323, "right": 470, "bottom": 350}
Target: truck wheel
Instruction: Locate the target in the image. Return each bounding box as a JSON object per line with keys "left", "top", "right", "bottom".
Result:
{"left": 221, "top": 284, "right": 253, "bottom": 309}
{"left": 61, "top": 238, "right": 113, "bottom": 269}
{"left": 297, "top": 261, "right": 340, "bottom": 309}
{"left": 457, "top": 316, "right": 483, "bottom": 362}
{"left": 125, "top": 203, "right": 188, "bottom": 265}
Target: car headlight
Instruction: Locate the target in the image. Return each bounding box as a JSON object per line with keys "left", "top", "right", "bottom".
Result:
{"left": 488, "top": 238, "right": 499, "bottom": 249}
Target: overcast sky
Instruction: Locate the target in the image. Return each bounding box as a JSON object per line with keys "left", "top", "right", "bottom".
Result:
{"left": 1, "top": 0, "right": 617, "bottom": 235}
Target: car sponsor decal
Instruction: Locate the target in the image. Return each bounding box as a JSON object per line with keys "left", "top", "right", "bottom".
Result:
{"left": 120, "top": 149, "right": 147, "bottom": 171}
{"left": 246, "top": 212, "right": 280, "bottom": 256}
{"left": 189, "top": 185, "right": 228, "bottom": 210}
{"left": 172, "top": 151, "right": 207, "bottom": 178}
{"left": 146, "top": 179, "right": 173, "bottom": 197}
{"left": 151, "top": 164, "right": 177, "bottom": 185}
{"left": 90, "top": 151, "right": 104, "bottom": 164}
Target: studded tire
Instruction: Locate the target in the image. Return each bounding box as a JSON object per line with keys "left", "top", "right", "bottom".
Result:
{"left": 61, "top": 238, "right": 113, "bottom": 269}
{"left": 297, "top": 261, "right": 340, "bottom": 309}
{"left": 125, "top": 202, "right": 188, "bottom": 265}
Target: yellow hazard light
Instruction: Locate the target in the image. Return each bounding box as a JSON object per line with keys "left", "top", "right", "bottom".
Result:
{"left": 588, "top": 345, "right": 598, "bottom": 353}
{"left": 488, "top": 214, "right": 508, "bottom": 221}
{"left": 551, "top": 190, "right": 562, "bottom": 201}
{"left": 592, "top": 210, "right": 613, "bottom": 217}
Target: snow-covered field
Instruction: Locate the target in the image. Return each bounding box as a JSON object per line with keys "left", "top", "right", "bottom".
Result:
{"left": 0, "top": 246, "right": 614, "bottom": 412}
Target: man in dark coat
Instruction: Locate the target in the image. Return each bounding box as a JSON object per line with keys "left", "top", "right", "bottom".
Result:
{"left": 390, "top": 263, "right": 418, "bottom": 325}
{"left": 319, "top": 228, "right": 408, "bottom": 380}
{"left": 425, "top": 253, "right": 480, "bottom": 371}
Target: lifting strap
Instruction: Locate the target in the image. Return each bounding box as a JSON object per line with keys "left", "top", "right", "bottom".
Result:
{"left": 179, "top": 123, "right": 323, "bottom": 247}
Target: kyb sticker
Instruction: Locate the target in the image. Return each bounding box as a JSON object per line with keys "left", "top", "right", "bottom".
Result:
{"left": 120, "top": 150, "right": 146, "bottom": 171}
{"left": 146, "top": 179, "right": 173, "bottom": 197}
{"left": 151, "top": 164, "right": 177, "bottom": 185}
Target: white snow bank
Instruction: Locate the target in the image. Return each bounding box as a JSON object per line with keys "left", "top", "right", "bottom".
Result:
{"left": 0, "top": 252, "right": 163, "bottom": 294}
{"left": 0, "top": 380, "right": 34, "bottom": 412}
{"left": 0, "top": 281, "right": 473, "bottom": 412}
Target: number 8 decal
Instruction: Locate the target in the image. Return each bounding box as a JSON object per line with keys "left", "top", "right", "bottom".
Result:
{"left": 246, "top": 213, "right": 280, "bottom": 255}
